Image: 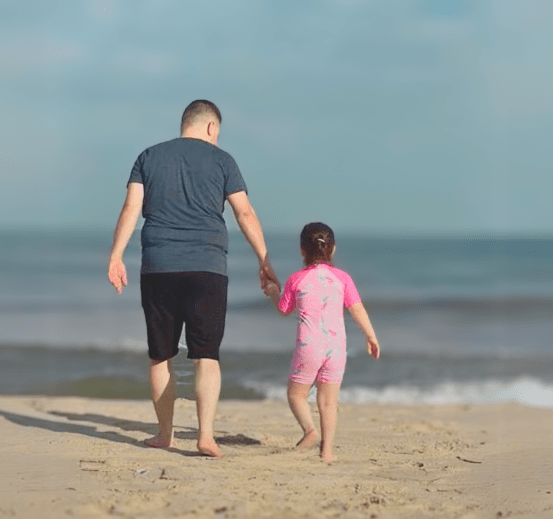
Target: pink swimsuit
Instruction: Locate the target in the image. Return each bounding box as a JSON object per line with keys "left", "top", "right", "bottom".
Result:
{"left": 278, "top": 263, "right": 361, "bottom": 385}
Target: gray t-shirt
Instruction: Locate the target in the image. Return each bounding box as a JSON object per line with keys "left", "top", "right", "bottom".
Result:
{"left": 128, "top": 138, "right": 247, "bottom": 275}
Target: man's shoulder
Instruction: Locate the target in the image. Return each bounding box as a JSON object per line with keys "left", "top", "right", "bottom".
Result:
{"left": 139, "top": 138, "right": 183, "bottom": 156}
{"left": 209, "top": 144, "right": 238, "bottom": 167}
{"left": 140, "top": 138, "right": 235, "bottom": 162}
{"left": 214, "top": 145, "right": 234, "bottom": 159}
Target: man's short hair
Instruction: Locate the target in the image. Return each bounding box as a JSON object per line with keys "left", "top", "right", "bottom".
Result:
{"left": 181, "top": 100, "right": 222, "bottom": 133}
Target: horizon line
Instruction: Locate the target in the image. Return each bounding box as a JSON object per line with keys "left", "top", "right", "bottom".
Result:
{"left": 1, "top": 224, "right": 552, "bottom": 240}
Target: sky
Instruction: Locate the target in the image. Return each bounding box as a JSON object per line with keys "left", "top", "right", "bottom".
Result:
{"left": 1, "top": 0, "right": 552, "bottom": 235}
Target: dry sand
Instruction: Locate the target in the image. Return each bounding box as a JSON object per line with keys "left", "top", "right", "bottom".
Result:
{"left": 0, "top": 396, "right": 552, "bottom": 519}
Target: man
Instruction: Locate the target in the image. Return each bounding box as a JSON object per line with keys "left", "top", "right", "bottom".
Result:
{"left": 108, "top": 100, "right": 279, "bottom": 458}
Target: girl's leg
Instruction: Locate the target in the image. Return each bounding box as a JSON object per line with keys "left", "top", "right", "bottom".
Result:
{"left": 287, "top": 380, "right": 319, "bottom": 450}
{"left": 316, "top": 382, "right": 341, "bottom": 463}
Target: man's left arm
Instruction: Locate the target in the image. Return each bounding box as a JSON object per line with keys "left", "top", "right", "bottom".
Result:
{"left": 108, "top": 182, "right": 144, "bottom": 293}
{"left": 226, "top": 190, "right": 280, "bottom": 292}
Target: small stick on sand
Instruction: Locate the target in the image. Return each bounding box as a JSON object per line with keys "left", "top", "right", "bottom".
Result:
{"left": 456, "top": 456, "right": 482, "bottom": 464}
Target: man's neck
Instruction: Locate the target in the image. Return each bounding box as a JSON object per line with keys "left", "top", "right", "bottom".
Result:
{"left": 181, "top": 130, "right": 217, "bottom": 146}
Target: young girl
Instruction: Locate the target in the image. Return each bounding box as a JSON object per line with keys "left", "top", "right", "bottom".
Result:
{"left": 266, "top": 222, "right": 380, "bottom": 463}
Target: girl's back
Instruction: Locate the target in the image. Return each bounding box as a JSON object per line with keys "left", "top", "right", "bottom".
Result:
{"left": 280, "top": 263, "right": 359, "bottom": 349}
{"left": 265, "top": 221, "right": 380, "bottom": 464}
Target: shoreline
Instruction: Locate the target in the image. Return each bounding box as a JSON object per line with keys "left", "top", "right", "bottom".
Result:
{"left": 0, "top": 396, "right": 552, "bottom": 518}
{"left": 4, "top": 344, "right": 553, "bottom": 408}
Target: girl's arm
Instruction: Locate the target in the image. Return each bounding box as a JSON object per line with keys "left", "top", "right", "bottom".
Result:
{"left": 266, "top": 283, "right": 292, "bottom": 316}
{"left": 347, "top": 302, "right": 380, "bottom": 359}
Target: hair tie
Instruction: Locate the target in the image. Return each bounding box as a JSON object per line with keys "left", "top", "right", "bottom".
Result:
{"left": 317, "top": 238, "right": 325, "bottom": 244}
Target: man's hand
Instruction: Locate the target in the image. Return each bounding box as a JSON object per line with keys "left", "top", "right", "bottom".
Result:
{"left": 108, "top": 183, "right": 143, "bottom": 294}
{"left": 108, "top": 257, "right": 128, "bottom": 294}
{"left": 259, "top": 256, "right": 279, "bottom": 294}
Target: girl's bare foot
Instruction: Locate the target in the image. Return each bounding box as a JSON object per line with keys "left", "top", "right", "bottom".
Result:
{"left": 197, "top": 438, "right": 222, "bottom": 458}
{"left": 295, "top": 429, "right": 319, "bottom": 451}
{"left": 144, "top": 434, "right": 173, "bottom": 448}
{"left": 320, "top": 450, "right": 337, "bottom": 464}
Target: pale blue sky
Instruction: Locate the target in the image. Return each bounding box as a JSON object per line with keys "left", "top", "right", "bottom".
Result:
{"left": 1, "top": 0, "right": 552, "bottom": 234}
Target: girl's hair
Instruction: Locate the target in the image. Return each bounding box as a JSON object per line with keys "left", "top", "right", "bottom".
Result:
{"left": 300, "top": 222, "right": 335, "bottom": 266}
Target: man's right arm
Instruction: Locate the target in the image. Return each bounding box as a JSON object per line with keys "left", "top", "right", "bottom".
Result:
{"left": 226, "top": 191, "right": 279, "bottom": 291}
{"left": 108, "top": 182, "right": 144, "bottom": 293}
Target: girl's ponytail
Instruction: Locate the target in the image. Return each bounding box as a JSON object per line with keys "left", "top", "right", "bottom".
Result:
{"left": 300, "top": 222, "right": 335, "bottom": 266}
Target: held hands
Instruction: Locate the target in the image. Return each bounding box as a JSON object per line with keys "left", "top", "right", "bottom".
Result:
{"left": 265, "top": 282, "right": 279, "bottom": 297}
{"left": 108, "top": 257, "right": 128, "bottom": 294}
{"left": 259, "top": 256, "right": 280, "bottom": 295}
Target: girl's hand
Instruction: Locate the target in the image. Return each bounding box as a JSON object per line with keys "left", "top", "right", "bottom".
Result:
{"left": 367, "top": 338, "right": 380, "bottom": 359}
{"left": 265, "top": 282, "right": 279, "bottom": 297}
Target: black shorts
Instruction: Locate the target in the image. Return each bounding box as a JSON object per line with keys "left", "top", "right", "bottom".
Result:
{"left": 140, "top": 272, "right": 228, "bottom": 361}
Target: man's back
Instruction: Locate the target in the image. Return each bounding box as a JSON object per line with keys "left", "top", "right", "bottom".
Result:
{"left": 128, "top": 138, "right": 247, "bottom": 275}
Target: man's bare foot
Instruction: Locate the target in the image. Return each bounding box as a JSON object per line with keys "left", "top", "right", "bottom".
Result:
{"left": 197, "top": 438, "right": 222, "bottom": 458}
{"left": 295, "top": 429, "right": 319, "bottom": 451}
{"left": 320, "top": 450, "right": 337, "bottom": 464}
{"left": 144, "top": 434, "right": 173, "bottom": 448}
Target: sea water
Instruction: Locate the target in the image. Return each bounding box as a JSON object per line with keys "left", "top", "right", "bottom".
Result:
{"left": 1, "top": 228, "right": 552, "bottom": 406}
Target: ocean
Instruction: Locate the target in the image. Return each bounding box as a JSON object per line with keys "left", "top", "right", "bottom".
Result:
{"left": 1, "top": 228, "right": 553, "bottom": 407}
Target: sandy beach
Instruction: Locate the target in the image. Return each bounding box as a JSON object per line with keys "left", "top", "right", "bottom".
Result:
{"left": 0, "top": 396, "right": 551, "bottom": 519}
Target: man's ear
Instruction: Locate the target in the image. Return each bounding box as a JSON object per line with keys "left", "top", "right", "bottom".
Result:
{"left": 207, "top": 121, "right": 219, "bottom": 144}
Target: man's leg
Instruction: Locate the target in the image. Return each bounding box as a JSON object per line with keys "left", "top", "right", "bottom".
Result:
{"left": 194, "top": 358, "right": 222, "bottom": 458}
{"left": 184, "top": 273, "right": 227, "bottom": 457}
{"left": 141, "top": 273, "right": 182, "bottom": 449}
{"left": 145, "top": 358, "right": 176, "bottom": 448}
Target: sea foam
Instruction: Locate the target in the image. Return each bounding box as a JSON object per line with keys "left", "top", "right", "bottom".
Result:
{"left": 244, "top": 376, "right": 553, "bottom": 408}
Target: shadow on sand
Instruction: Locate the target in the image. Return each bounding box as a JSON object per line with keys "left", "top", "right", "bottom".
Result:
{"left": 0, "top": 408, "right": 261, "bottom": 458}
